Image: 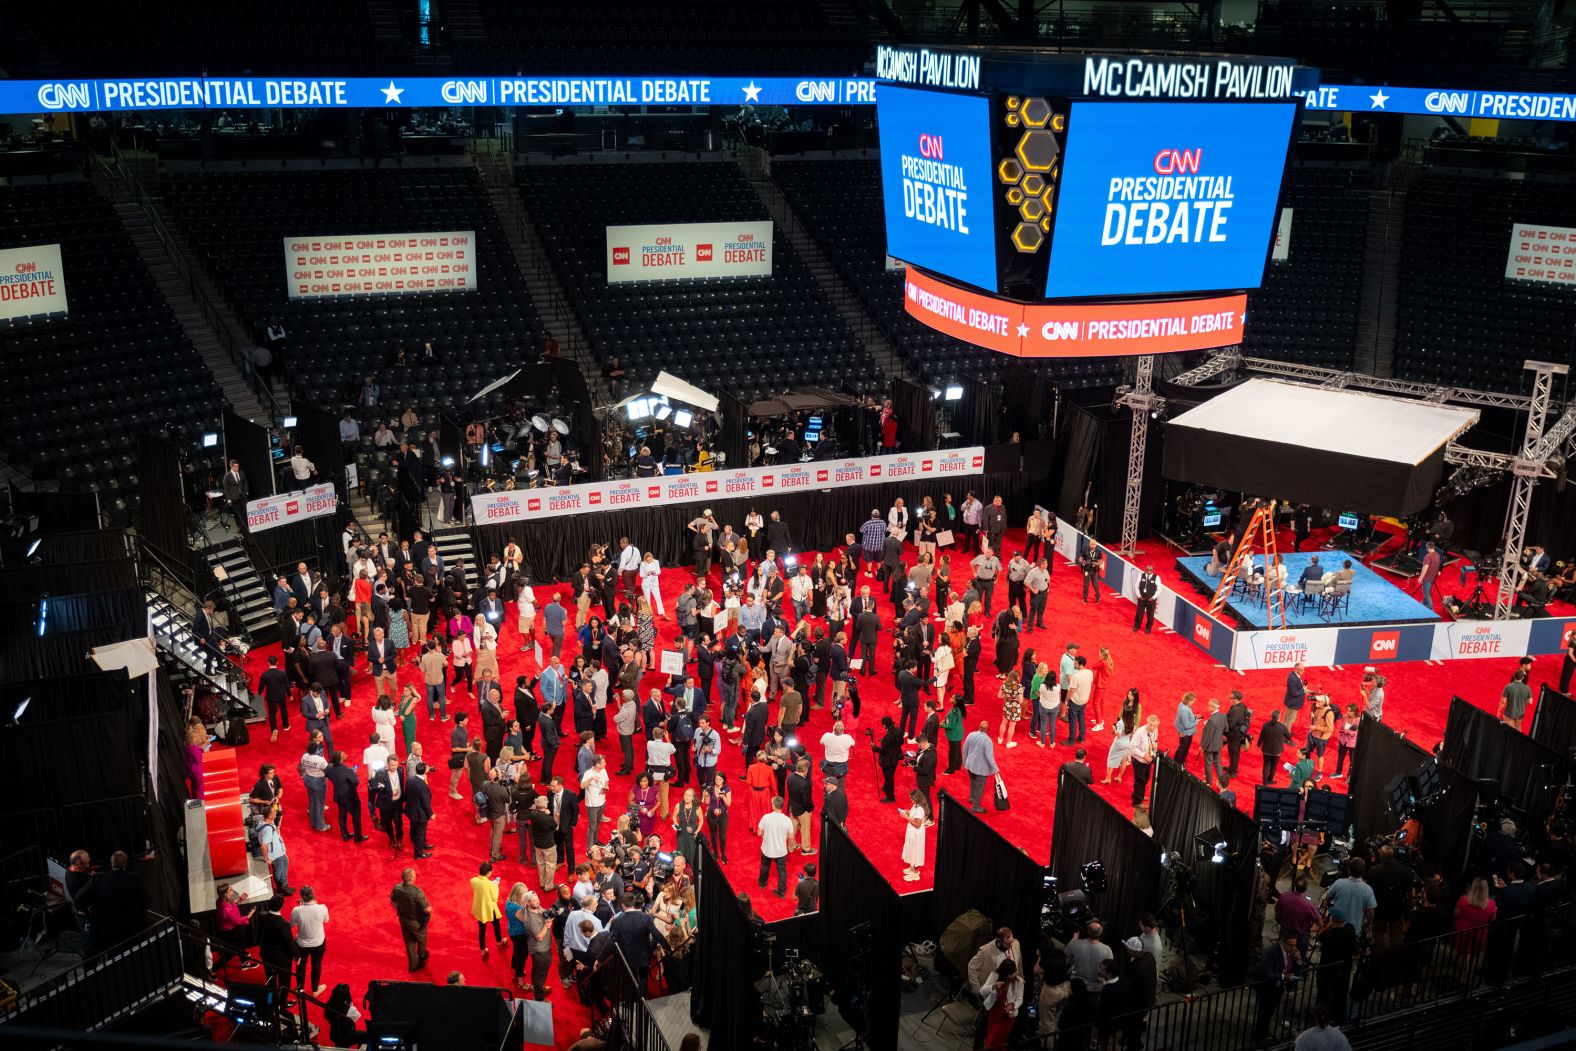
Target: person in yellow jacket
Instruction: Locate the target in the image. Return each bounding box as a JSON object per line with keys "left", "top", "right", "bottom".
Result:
{"left": 470, "top": 861, "right": 506, "bottom": 958}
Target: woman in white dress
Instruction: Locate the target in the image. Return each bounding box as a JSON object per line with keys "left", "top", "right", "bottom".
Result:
{"left": 901, "top": 789, "right": 928, "bottom": 881}
{"left": 638, "top": 552, "right": 665, "bottom": 616}
{"left": 516, "top": 579, "right": 536, "bottom": 653}
{"left": 1103, "top": 687, "right": 1141, "bottom": 784}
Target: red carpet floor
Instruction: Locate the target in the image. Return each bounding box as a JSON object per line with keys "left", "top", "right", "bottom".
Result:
{"left": 220, "top": 526, "right": 1568, "bottom": 1047}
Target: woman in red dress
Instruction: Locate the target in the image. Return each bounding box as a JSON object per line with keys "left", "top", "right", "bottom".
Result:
{"left": 979, "top": 957, "right": 1022, "bottom": 1048}
{"left": 745, "top": 752, "right": 775, "bottom": 833}
{"left": 1087, "top": 646, "right": 1114, "bottom": 732}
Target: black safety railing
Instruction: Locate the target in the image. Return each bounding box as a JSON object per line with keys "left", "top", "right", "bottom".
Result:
{"left": 1033, "top": 901, "right": 1576, "bottom": 1049}
{"left": 606, "top": 945, "right": 676, "bottom": 1051}
{"left": 0, "top": 918, "right": 185, "bottom": 1034}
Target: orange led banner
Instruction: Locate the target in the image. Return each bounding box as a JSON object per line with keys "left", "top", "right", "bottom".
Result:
{"left": 902, "top": 265, "right": 1248, "bottom": 357}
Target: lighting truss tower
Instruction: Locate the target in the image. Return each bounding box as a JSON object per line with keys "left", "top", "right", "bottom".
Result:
{"left": 1493, "top": 360, "right": 1569, "bottom": 619}
{"left": 1118, "top": 355, "right": 1164, "bottom": 556}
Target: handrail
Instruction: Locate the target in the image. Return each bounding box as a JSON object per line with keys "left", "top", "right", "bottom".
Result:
{"left": 99, "top": 142, "right": 282, "bottom": 423}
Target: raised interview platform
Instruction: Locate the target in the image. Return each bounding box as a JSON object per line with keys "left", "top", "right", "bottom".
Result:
{"left": 1174, "top": 552, "right": 1441, "bottom": 629}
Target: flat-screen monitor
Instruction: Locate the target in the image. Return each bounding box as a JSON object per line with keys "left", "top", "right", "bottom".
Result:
{"left": 804, "top": 430, "right": 820, "bottom": 443}
{"left": 1044, "top": 101, "right": 1297, "bottom": 298}
{"left": 877, "top": 84, "right": 998, "bottom": 292}
{"left": 1337, "top": 512, "right": 1360, "bottom": 531}
{"left": 1201, "top": 509, "right": 1222, "bottom": 529}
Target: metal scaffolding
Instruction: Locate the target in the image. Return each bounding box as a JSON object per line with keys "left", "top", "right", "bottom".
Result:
{"left": 1117, "top": 354, "right": 1163, "bottom": 556}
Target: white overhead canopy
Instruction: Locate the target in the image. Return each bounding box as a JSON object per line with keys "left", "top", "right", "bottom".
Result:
{"left": 1163, "top": 379, "right": 1480, "bottom": 515}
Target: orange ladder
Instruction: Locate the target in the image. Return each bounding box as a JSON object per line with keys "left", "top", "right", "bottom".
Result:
{"left": 1208, "top": 501, "right": 1285, "bottom": 629}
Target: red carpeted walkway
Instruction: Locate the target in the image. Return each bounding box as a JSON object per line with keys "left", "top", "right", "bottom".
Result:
{"left": 220, "top": 526, "right": 1565, "bottom": 1047}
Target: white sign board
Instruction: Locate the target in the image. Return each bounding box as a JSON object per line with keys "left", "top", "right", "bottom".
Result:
{"left": 606, "top": 220, "right": 773, "bottom": 283}
{"left": 246, "top": 482, "right": 339, "bottom": 533}
{"left": 1271, "top": 208, "right": 1293, "bottom": 262}
{"left": 0, "top": 243, "right": 68, "bottom": 320}
{"left": 659, "top": 650, "right": 686, "bottom": 676}
{"left": 472, "top": 448, "right": 986, "bottom": 525}
{"left": 283, "top": 230, "right": 477, "bottom": 299}
{"left": 1505, "top": 222, "right": 1576, "bottom": 286}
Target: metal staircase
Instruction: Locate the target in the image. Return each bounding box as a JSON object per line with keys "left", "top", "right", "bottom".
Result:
{"left": 204, "top": 539, "right": 279, "bottom": 643}
{"left": 145, "top": 588, "right": 256, "bottom": 719}
{"left": 432, "top": 528, "right": 480, "bottom": 590}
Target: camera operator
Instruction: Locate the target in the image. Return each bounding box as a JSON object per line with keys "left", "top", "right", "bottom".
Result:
{"left": 1251, "top": 930, "right": 1304, "bottom": 1042}
{"left": 873, "top": 715, "right": 902, "bottom": 803}
{"left": 1366, "top": 843, "right": 1418, "bottom": 952}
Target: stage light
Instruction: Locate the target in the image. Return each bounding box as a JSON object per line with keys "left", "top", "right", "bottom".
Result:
{"left": 1079, "top": 860, "right": 1107, "bottom": 895}
{"left": 36, "top": 597, "right": 47, "bottom": 637}
{"left": 440, "top": 456, "right": 455, "bottom": 468}
{"left": 672, "top": 409, "right": 694, "bottom": 428}
{"left": 783, "top": 554, "right": 798, "bottom": 569}
{"left": 654, "top": 404, "right": 673, "bottom": 421}
{"left": 944, "top": 385, "right": 964, "bottom": 401}
{"left": 201, "top": 432, "right": 219, "bottom": 448}
{"left": 930, "top": 388, "right": 943, "bottom": 401}
{"left": 1211, "top": 841, "right": 1227, "bottom": 864}
{"left": 282, "top": 416, "right": 298, "bottom": 429}
{"left": 10, "top": 698, "right": 30, "bottom": 724}
{"left": 626, "top": 398, "right": 651, "bottom": 421}
{"left": 26, "top": 539, "right": 41, "bottom": 557}
{"left": 480, "top": 444, "right": 491, "bottom": 468}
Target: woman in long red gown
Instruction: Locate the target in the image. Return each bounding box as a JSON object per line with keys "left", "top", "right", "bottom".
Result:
{"left": 745, "top": 753, "right": 775, "bottom": 833}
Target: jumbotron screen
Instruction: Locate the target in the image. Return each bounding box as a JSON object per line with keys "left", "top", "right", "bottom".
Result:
{"left": 1044, "top": 101, "right": 1298, "bottom": 298}
{"left": 876, "top": 84, "right": 999, "bottom": 292}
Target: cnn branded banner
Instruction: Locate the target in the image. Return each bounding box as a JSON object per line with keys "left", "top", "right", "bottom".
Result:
{"left": 605, "top": 221, "right": 773, "bottom": 284}
{"left": 471, "top": 448, "right": 985, "bottom": 524}
{"left": 1504, "top": 222, "right": 1576, "bottom": 286}
{"left": 283, "top": 231, "right": 477, "bottom": 300}
{"left": 902, "top": 266, "right": 1246, "bottom": 358}
{"left": 1237, "top": 628, "right": 1338, "bottom": 671}
{"left": 245, "top": 482, "right": 339, "bottom": 533}
{"left": 0, "top": 243, "right": 69, "bottom": 321}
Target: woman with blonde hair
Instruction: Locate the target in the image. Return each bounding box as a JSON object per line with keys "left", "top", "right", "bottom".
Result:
{"left": 636, "top": 595, "right": 658, "bottom": 668}
{"left": 638, "top": 551, "right": 665, "bottom": 616}
{"left": 1088, "top": 646, "right": 1114, "bottom": 733}
{"left": 997, "top": 669, "right": 1023, "bottom": 748}
{"left": 185, "top": 717, "right": 208, "bottom": 797}
{"left": 504, "top": 882, "right": 533, "bottom": 990}
{"left": 1452, "top": 877, "right": 1497, "bottom": 956}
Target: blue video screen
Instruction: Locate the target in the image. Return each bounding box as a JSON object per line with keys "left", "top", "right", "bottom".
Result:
{"left": 1044, "top": 101, "right": 1296, "bottom": 299}
{"left": 876, "top": 84, "right": 998, "bottom": 292}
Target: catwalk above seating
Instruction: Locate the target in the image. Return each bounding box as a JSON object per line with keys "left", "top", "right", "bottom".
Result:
{"left": 516, "top": 160, "right": 882, "bottom": 400}
{"left": 0, "top": 179, "right": 226, "bottom": 518}
{"left": 162, "top": 166, "right": 543, "bottom": 417}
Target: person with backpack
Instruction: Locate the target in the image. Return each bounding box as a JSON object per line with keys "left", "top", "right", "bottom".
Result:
{"left": 1225, "top": 690, "right": 1253, "bottom": 778}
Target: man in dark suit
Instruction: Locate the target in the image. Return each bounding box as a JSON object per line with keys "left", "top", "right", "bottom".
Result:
{"left": 741, "top": 692, "right": 769, "bottom": 765}
{"left": 896, "top": 661, "right": 923, "bottom": 741}
{"left": 193, "top": 600, "right": 220, "bottom": 652}
{"left": 962, "top": 627, "right": 982, "bottom": 704}
{"left": 301, "top": 685, "right": 334, "bottom": 756}
{"left": 326, "top": 622, "right": 353, "bottom": 698}
{"left": 875, "top": 716, "right": 902, "bottom": 803}
{"left": 537, "top": 713, "right": 562, "bottom": 784}
{"left": 821, "top": 777, "right": 849, "bottom": 827}
{"left": 309, "top": 638, "right": 343, "bottom": 718}
{"left": 913, "top": 734, "right": 938, "bottom": 814}
{"left": 1061, "top": 748, "right": 1095, "bottom": 784}
{"left": 605, "top": 894, "right": 662, "bottom": 985}
{"left": 326, "top": 751, "right": 368, "bottom": 842}
{"left": 641, "top": 690, "right": 666, "bottom": 739}
{"left": 291, "top": 562, "right": 315, "bottom": 607}
{"left": 405, "top": 764, "right": 434, "bottom": 858}
{"left": 259, "top": 655, "right": 292, "bottom": 742}
{"left": 476, "top": 587, "right": 505, "bottom": 628}
{"left": 854, "top": 605, "right": 882, "bottom": 677}
{"left": 921, "top": 700, "right": 942, "bottom": 750}
{"left": 547, "top": 776, "right": 580, "bottom": 870}
{"left": 221, "top": 460, "right": 248, "bottom": 530}
{"left": 74, "top": 850, "right": 152, "bottom": 956}
{"left": 1252, "top": 930, "right": 1304, "bottom": 1041}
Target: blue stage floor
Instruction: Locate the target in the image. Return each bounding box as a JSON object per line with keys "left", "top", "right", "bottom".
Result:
{"left": 1174, "top": 553, "right": 1441, "bottom": 628}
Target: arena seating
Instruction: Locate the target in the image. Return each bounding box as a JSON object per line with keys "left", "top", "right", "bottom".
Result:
{"left": 1240, "top": 165, "right": 1367, "bottom": 369}
{"left": 161, "top": 166, "right": 543, "bottom": 417}
{"left": 0, "top": 0, "right": 403, "bottom": 76}
{"left": 1396, "top": 170, "right": 1576, "bottom": 392}
{"left": 516, "top": 161, "right": 882, "bottom": 399}
{"left": 456, "top": 0, "right": 867, "bottom": 74}
{"left": 771, "top": 158, "right": 1127, "bottom": 390}
{"left": 0, "top": 179, "right": 226, "bottom": 515}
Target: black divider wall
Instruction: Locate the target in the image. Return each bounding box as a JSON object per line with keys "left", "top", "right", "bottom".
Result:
{"left": 473, "top": 469, "right": 1031, "bottom": 583}
{"left": 1532, "top": 685, "right": 1576, "bottom": 755}
{"left": 1420, "top": 763, "right": 1479, "bottom": 890}
{"left": 819, "top": 816, "right": 902, "bottom": 1051}
{"left": 224, "top": 409, "right": 275, "bottom": 505}
{"left": 1151, "top": 757, "right": 1260, "bottom": 985}
{"left": 137, "top": 435, "right": 189, "bottom": 567}
{"left": 0, "top": 624, "right": 130, "bottom": 681}
{"left": 1348, "top": 715, "right": 1432, "bottom": 846}
{"left": 295, "top": 405, "right": 346, "bottom": 492}
{"left": 0, "top": 671, "right": 133, "bottom": 719}
{"left": 933, "top": 790, "right": 1043, "bottom": 982}
{"left": 0, "top": 528, "right": 128, "bottom": 568}
{"left": 1442, "top": 696, "right": 1569, "bottom": 821}
{"left": 891, "top": 377, "right": 939, "bottom": 452}
{"left": 246, "top": 512, "right": 350, "bottom": 589}
{"left": 1050, "top": 771, "right": 1163, "bottom": 945}
{"left": 0, "top": 585, "right": 146, "bottom": 638}
{"left": 0, "top": 557, "right": 138, "bottom": 599}
{"left": 13, "top": 489, "right": 101, "bottom": 535}
{"left": 689, "top": 839, "right": 760, "bottom": 1047}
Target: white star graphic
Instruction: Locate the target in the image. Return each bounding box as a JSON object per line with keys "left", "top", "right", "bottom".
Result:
{"left": 1368, "top": 89, "right": 1389, "bottom": 110}
{"left": 1238, "top": 312, "right": 1247, "bottom": 327}
{"left": 381, "top": 81, "right": 405, "bottom": 105}
{"left": 1016, "top": 323, "right": 1030, "bottom": 338}
{"left": 742, "top": 82, "right": 762, "bottom": 103}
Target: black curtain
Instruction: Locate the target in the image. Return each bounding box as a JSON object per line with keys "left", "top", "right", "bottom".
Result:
{"left": 0, "top": 528, "right": 129, "bottom": 569}
{"left": 0, "top": 712, "right": 142, "bottom": 810}
{"left": 137, "top": 433, "right": 190, "bottom": 567}
{"left": 296, "top": 405, "right": 346, "bottom": 493}
{"left": 245, "top": 511, "right": 350, "bottom": 590}
{"left": 819, "top": 816, "right": 902, "bottom": 1051}
{"left": 0, "top": 671, "right": 133, "bottom": 722}
{"left": 0, "top": 556, "right": 138, "bottom": 599}
{"left": 956, "top": 377, "right": 1002, "bottom": 448}
{"left": 718, "top": 392, "right": 750, "bottom": 471}
{"left": 1050, "top": 770, "right": 1163, "bottom": 944}
{"left": 932, "top": 790, "right": 1043, "bottom": 980}
{"left": 0, "top": 624, "right": 131, "bottom": 681}
{"left": 224, "top": 408, "right": 276, "bottom": 504}
{"left": 1001, "top": 361, "right": 1057, "bottom": 442}
{"left": 1440, "top": 696, "right": 1569, "bottom": 821}
{"left": 689, "top": 838, "right": 760, "bottom": 1046}
{"left": 1058, "top": 403, "right": 1102, "bottom": 528}
{"left": 1151, "top": 758, "right": 1260, "bottom": 984}
{"left": 473, "top": 469, "right": 1031, "bottom": 583}
{"left": 0, "top": 585, "right": 145, "bottom": 638}
{"left": 1348, "top": 715, "right": 1432, "bottom": 845}
{"left": 891, "top": 377, "right": 938, "bottom": 451}
{"left": 1420, "top": 763, "right": 1480, "bottom": 890}
{"left": 1532, "top": 685, "right": 1576, "bottom": 755}
{"left": 12, "top": 489, "right": 101, "bottom": 535}
{"left": 438, "top": 414, "right": 466, "bottom": 479}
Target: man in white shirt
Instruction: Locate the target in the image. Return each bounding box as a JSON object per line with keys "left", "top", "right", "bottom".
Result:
{"left": 789, "top": 568, "right": 815, "bottom": 622}
{"left": 580, "top": 755, "right": 610, "bottom": 853}
{"left": 564, "top": 895, "right": 603, "bottom": 956}
{"left": 819, "top": 721, "right": 855, "bottom": 778}
{"left": 1066, "top": 657, "right": 1095, "bottom": 742}
{"left": 1129, "top": 715, "right": 1161, "bottom": 808}
{"left": 289, "top": 886, "right": 330, "bottom": 995}
{"left": 362, "top": 733, "right": 390, "bottom": 775}
{"left": 616, "top": 537, "right": 641, "bottom": 598}
{"left": 289, "top": 447, "right": 316, "bottom": 484}
{"left": 757, "top": 796, "right": 797, "bottom": 897}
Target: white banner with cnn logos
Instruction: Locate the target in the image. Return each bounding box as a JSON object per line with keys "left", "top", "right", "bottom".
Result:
{"left": 0, "top": 243, "right": 69, "bottom": 320}
{"left": 246, "top": 482, "right": 339, "bottom": 533}
{"left": 605, "top": 221, "right": 773, "bottom": 283}
{"left": 471, "top": 448, "right": 985, "bottom": 524}
{"left": 284, "top": 230, "right": 477, "bottom": 299}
